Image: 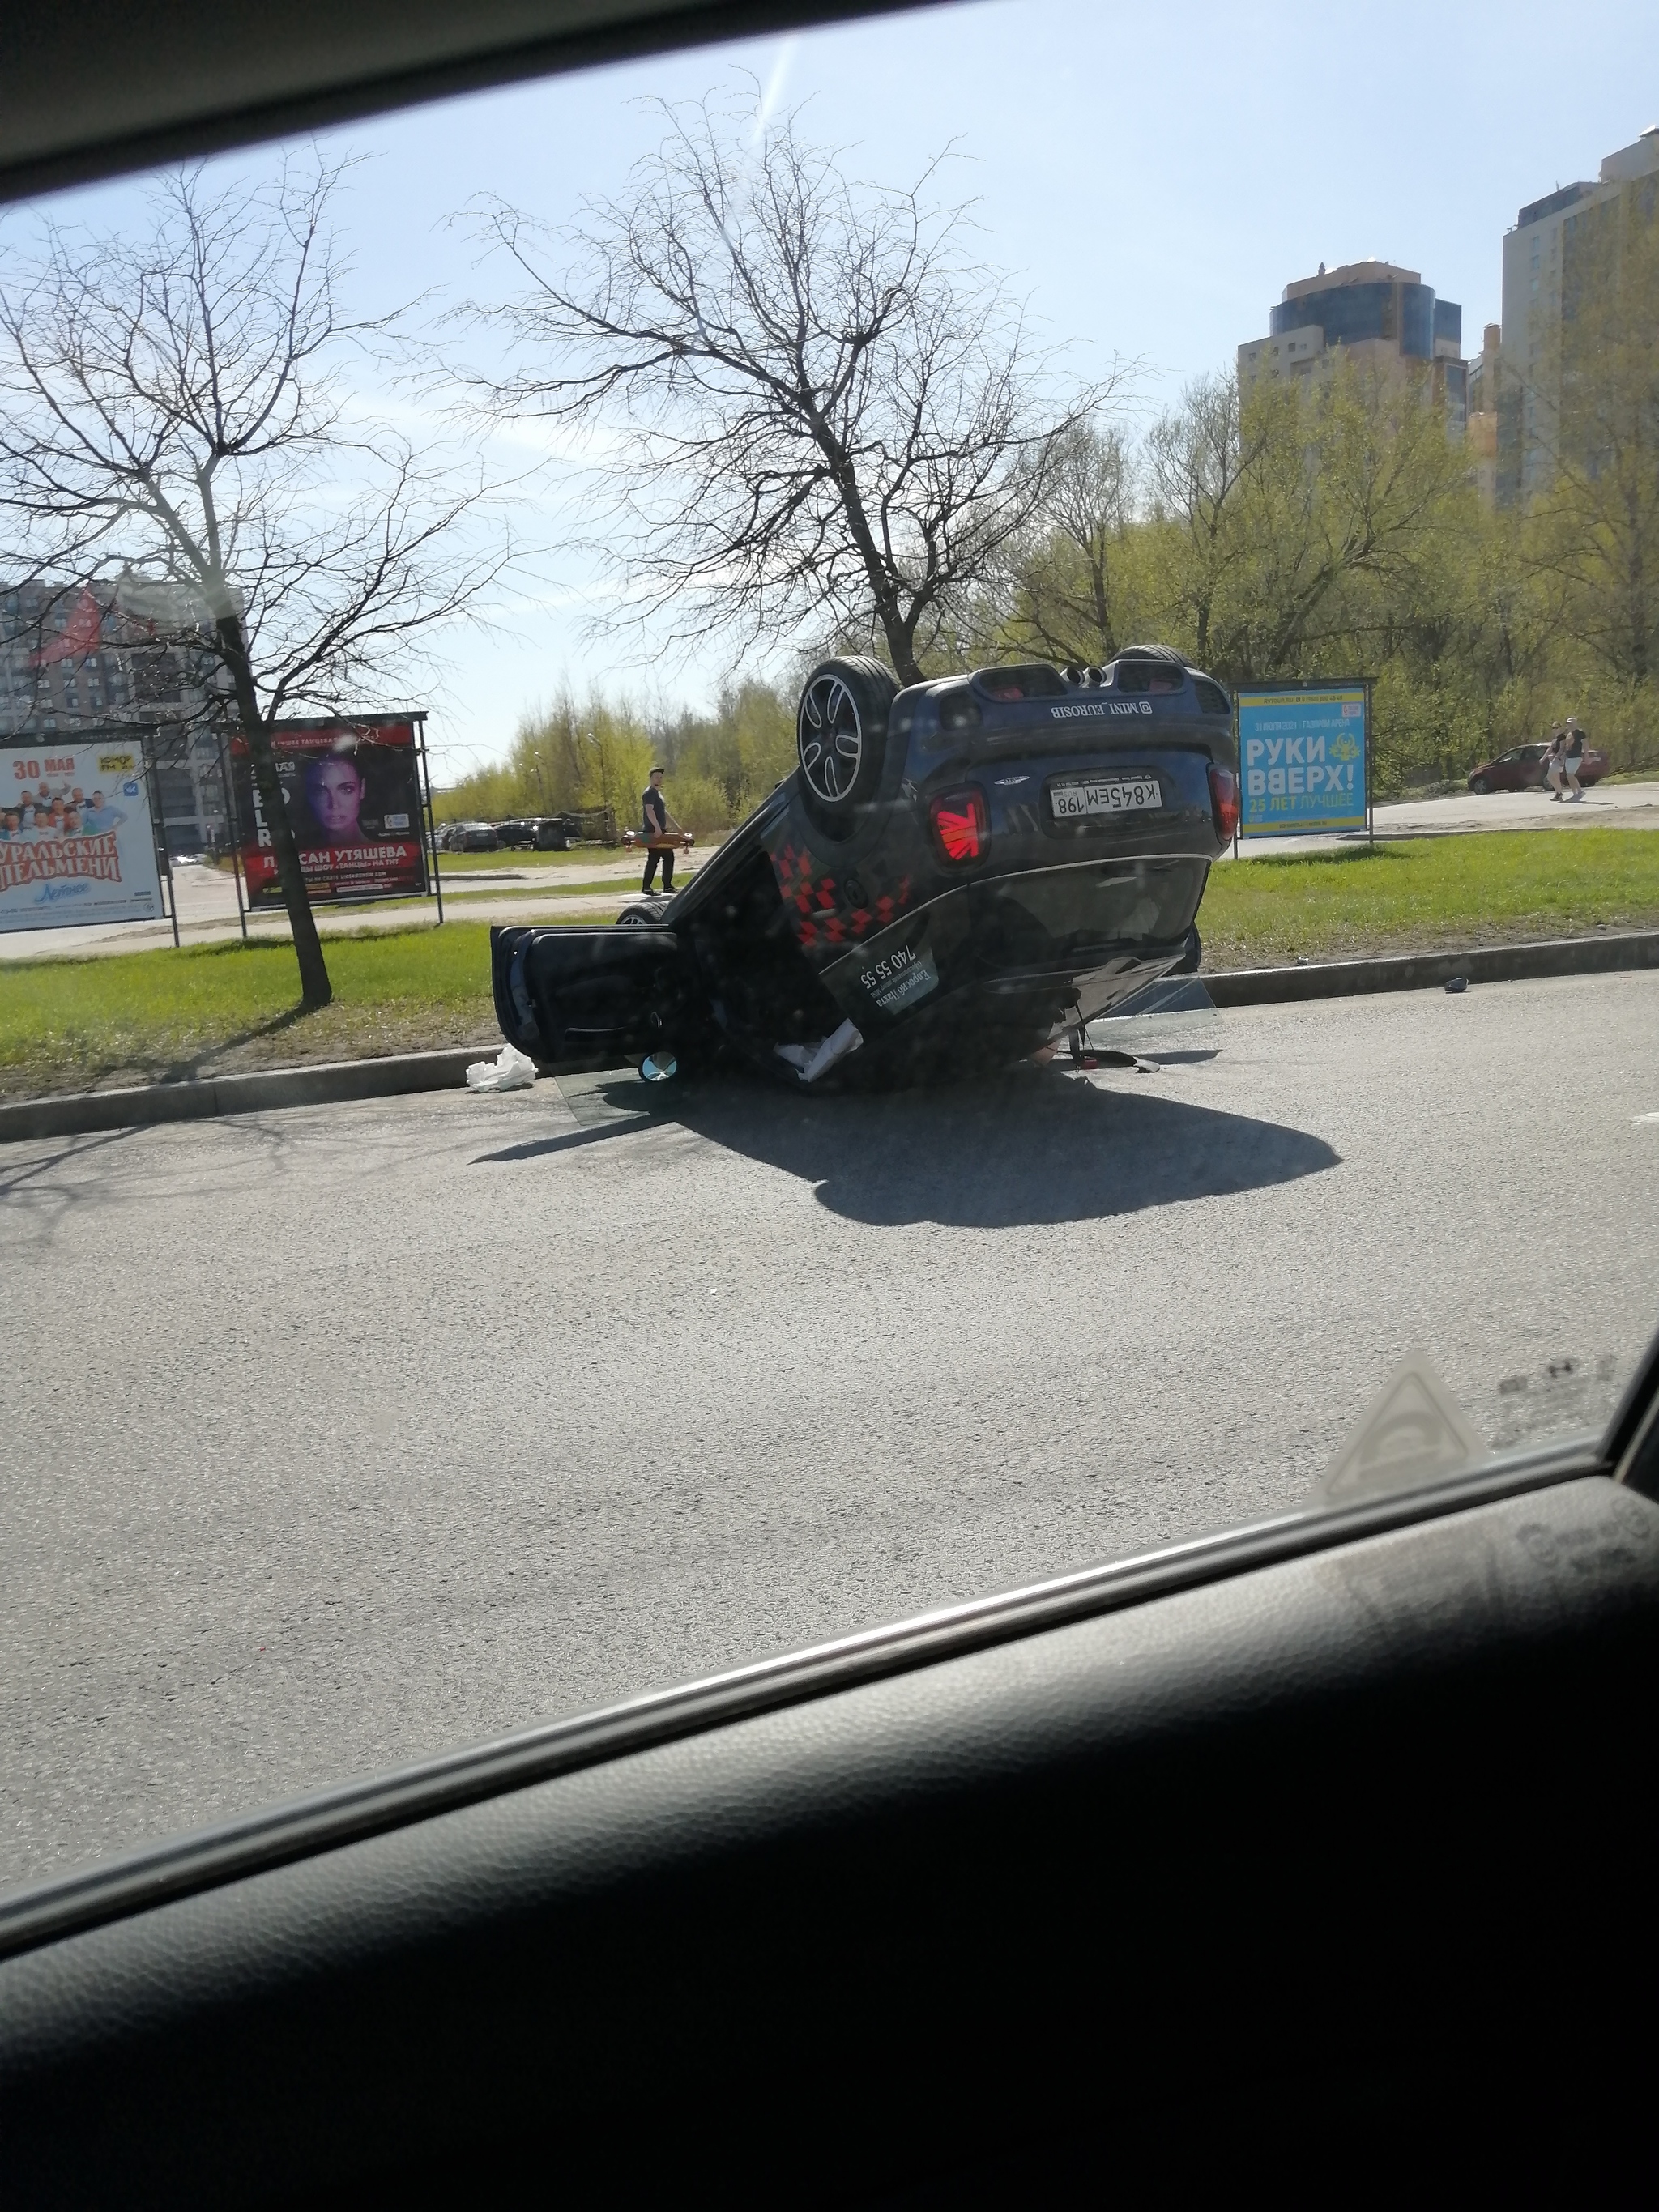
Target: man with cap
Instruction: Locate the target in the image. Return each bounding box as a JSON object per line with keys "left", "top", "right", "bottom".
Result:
{"left": 1560, "top": 718, "right": 1587, "bottom": 801}
{"left": 640, "top": 765, "right": 682, "bottom": 893}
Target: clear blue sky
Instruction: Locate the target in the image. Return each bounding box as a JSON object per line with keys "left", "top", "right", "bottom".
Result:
{"left": 25, "top": 0, "right": 1659, "bottom": 779}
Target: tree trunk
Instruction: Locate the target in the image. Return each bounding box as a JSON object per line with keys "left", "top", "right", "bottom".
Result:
{"left": 215, "top": 613, "right": 332, "bottom": 1008}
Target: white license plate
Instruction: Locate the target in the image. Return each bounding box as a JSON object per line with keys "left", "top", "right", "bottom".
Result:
{"left": 1051, "top": 776, "right": 1162, "bottom": 820}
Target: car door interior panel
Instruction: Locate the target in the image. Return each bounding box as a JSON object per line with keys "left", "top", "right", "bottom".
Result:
{"left": 2, "top": 1451, "right": 1656, "bottom": 2203}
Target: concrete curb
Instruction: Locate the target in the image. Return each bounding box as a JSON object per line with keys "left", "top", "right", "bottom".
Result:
{"left": 4, "top": 928, "right": 1656, "bottom": 1144}
{"left": 0, "top": 1046, "right": 493, "bottom": 1144}
{"left": 1205, "top": 928, "right": 1659, "bottom": 1007}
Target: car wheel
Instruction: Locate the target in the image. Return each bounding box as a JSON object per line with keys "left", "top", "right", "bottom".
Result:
{"left": 796, "top": 657, "right": 900, "bottom": 827}
{"left": 1470, "top": 777, "right": 1490, "bottom": 795}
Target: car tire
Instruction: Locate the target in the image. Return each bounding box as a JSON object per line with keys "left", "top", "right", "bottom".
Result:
{"left": 796, "top": 657, "right": 900, "bottom": 828}
{"left": 1470, "top": 777, "right": 1490, "bottom": 794}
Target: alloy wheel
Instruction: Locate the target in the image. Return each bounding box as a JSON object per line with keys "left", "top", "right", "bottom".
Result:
{"left": 799, "top": 675, "right": 864, "bottom": 804}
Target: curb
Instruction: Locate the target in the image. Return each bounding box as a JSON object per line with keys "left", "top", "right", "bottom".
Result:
{"left": 0, "top": 1046, "right": 493, "bottom": 1144}
{"left": 4, "top": 928, "right": 1657, "bottom": 1144}
{"left": 1205, "top": 929, "right": 1659, "bottom": 1008}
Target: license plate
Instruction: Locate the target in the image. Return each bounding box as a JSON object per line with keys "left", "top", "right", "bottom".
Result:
{"left": 1050, "top": 775, "right": 1162, "bottom": 820}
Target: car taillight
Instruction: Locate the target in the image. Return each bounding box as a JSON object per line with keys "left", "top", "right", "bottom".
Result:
{"left": 1208, "top": 762, "right": 1240, "bottom": 843}
{"left": 929, "top": 785, "right": 989, "bottom": 863}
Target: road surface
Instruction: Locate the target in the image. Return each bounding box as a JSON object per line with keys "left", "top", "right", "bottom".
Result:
{"left": 2, "top": 971, "right": 1656, "bottom": 1893}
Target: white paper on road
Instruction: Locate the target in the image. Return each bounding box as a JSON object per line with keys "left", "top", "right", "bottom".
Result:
{"left": 0, "top": 737, "right": 163, "bottom": 932}
{"left": 466, "top": 1043, "right": 538, "bottom": 1092}
{"left": 774, "top": 1017, "right": 864, "bottom": 1084}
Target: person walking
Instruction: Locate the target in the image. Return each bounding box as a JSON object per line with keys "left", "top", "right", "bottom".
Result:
{"left": 640, "top": 765, "right": 682, "bottom": 893}
{"left": 1561, "top": 717, "right": 1587, "bottom": 801}
{"left": 1543, "top": 727, "right": 1567, "bottom": 800}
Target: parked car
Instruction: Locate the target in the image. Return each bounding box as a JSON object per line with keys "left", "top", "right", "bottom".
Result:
{"left": 498, "top": 816, "right": 580, "bottom": 851}
{"left": 443, "top": 821, "right": 500, "bottom": 852}
{"left": 493, "top": 646, "right": 1238, "bottom": 1086}
{"left": 1469, "top": 741, "right": 1610, "bottom": 792}
{"left": 480, "top": 808, "right": 621, "bottom": 850}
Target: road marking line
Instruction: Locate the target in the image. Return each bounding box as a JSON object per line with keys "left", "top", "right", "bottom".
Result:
{"left": 1633, "top": 1111, "right": 1659, "bottom": 1124}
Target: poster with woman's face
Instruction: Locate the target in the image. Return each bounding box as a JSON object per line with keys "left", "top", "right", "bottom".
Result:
{"left": 232, "top": 717, "right": 429, "bottom": 906}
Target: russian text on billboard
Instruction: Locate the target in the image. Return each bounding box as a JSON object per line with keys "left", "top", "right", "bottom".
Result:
{"left": 232, "top": 716, "right": 428, "bottom": 906}
{"left": 0, "top": 740, "right": 163, "bottom": 933}
{"left": 1235, "top": 686, "right": 1368, "bottom": 837}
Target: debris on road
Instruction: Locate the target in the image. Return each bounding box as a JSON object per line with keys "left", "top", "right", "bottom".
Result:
{"left": 466, "top": 1043, "right": 538, "bottom": 1092}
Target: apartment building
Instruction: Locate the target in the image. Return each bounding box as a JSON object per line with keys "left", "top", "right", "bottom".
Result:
{"left": 1237, "top": 259, "right": 1468, "bottom": 431}
{"left": 0, "top": 579, "right": 232, "bottom": 851}
{"left": 1496, "top": 124, "right": 1659, "bottom": 505}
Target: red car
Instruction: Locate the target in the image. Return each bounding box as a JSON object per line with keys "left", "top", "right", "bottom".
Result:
{"left": 1469, "top": 740, "right": 1609, "bottom": 792}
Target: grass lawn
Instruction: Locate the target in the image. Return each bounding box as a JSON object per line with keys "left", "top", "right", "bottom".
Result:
{"left": 0, "top": 925, "right": 500, "bottom": 1101}
{"left": 3, "top": 829, "right": 1656, "bottom": 1102}
{"left": 1199, "top": 828, "right": 1659, "bottom": 968}
{"left": 432, "top": 846, "right": 625, "bottom": 874}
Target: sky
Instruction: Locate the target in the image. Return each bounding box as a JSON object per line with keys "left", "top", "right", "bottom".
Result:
{"left": 19, "top": 0, "right": 1659, "bottom": 782}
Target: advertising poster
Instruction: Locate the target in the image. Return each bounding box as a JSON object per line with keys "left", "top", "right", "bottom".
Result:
{"left": 1235, "top": 683, "right": 1369, "bottom": 837}
{"left": 0, "top": 739, "right": 163, "bottom": 932}
{"left": 232, "top": 715, "right": 429, "bottom": 906}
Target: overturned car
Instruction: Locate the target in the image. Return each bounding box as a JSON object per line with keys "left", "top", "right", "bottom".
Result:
{"left": 492, "top": 646, "right": 1239, "bottom": 1088}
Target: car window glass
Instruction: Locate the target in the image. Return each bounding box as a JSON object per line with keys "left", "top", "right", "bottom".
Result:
{"left": 2, "top": 0, "right": 1656, "bottom": 1900}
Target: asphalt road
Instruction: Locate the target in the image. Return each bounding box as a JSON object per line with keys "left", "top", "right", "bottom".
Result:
{"left": 4, "top": 973, "right": 1657, "bottom": 1894}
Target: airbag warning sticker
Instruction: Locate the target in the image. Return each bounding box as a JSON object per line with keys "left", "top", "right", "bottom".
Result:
{"left": 860, "top": 943, "right": 939, "bottom": 1014}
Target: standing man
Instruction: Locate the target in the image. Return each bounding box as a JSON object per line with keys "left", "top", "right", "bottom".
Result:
{"left": 1543, "top": 727, "right": 1567, "bottom": 801}
{"left": 1561, "top": 718, "right": 1588, "bottom": 802}
{"left": 640, "top": 765, "right": 681, "bottom": 894}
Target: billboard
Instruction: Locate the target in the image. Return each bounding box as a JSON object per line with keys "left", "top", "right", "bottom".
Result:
{"left": 1235, "top": 682, "right": 1370, "bottom": 837}
{"left": 0, "top": 739, "right": 163, "bottom": 933}
{"left": 231, "top": 715, "right": 429, "bottom": 906}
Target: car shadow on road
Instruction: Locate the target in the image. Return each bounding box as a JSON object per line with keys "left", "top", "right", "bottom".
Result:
{"left": 476, "top": 1065, "right": 1341, "bottom": 1228}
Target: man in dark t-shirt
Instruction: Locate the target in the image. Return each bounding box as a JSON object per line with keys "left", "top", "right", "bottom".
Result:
{"left": 641, "top": 766, "right": 680, "bottom": 893}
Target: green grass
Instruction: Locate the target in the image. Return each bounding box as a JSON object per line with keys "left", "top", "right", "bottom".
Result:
{"left": 0, "top": 924, "right": 500, "bottom": 1100}
{"left": 433, "top": 846, "right": 622, "bottom": 873}
{"left": 1199, "top": 828, "right": 1659, "bottom": 968}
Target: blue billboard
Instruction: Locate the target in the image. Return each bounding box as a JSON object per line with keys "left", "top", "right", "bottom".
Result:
{"left": 1235, "top": 682, "right": 1370, "bottom": 838}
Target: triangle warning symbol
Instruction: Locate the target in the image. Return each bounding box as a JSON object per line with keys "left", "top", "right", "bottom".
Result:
{"left": 1313, "top": 1351, "right": 1487, "bottom": 1508}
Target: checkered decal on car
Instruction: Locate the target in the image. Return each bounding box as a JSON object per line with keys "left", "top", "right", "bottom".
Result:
{"left": 772, "top": 843, "right": 911, "bottom": 950}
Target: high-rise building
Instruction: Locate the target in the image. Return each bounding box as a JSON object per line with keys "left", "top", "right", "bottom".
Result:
{"left": 0, "top": 579, "right": 232, "bottom": 851}
{"left": 1496, "top": 125, "right": 1659, "bottom": 505}
{"left": 1237, "top": 259, "right": 1467, "bottom": 431}
{"left": 1465, "top": 324, "right": 1502, "bottom": 509}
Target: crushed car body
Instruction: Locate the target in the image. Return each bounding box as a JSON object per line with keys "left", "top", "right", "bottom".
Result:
{"left": 492, "top": 647, "right": 1239, "bottom": 1087}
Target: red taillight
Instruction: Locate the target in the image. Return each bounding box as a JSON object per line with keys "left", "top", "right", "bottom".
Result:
{"left": 1208, "top": 762, "right": 1240, "bottom": 843}
{"left": 930, "top": 786, "right": 989, "bottom": 863}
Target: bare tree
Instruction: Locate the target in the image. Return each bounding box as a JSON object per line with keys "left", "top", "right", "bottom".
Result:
{"left": 0, "top": 158, "right": 505, "bottom": 1007}
{"left": 473, "top": 92, "right": 1101, "bottom": 687}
